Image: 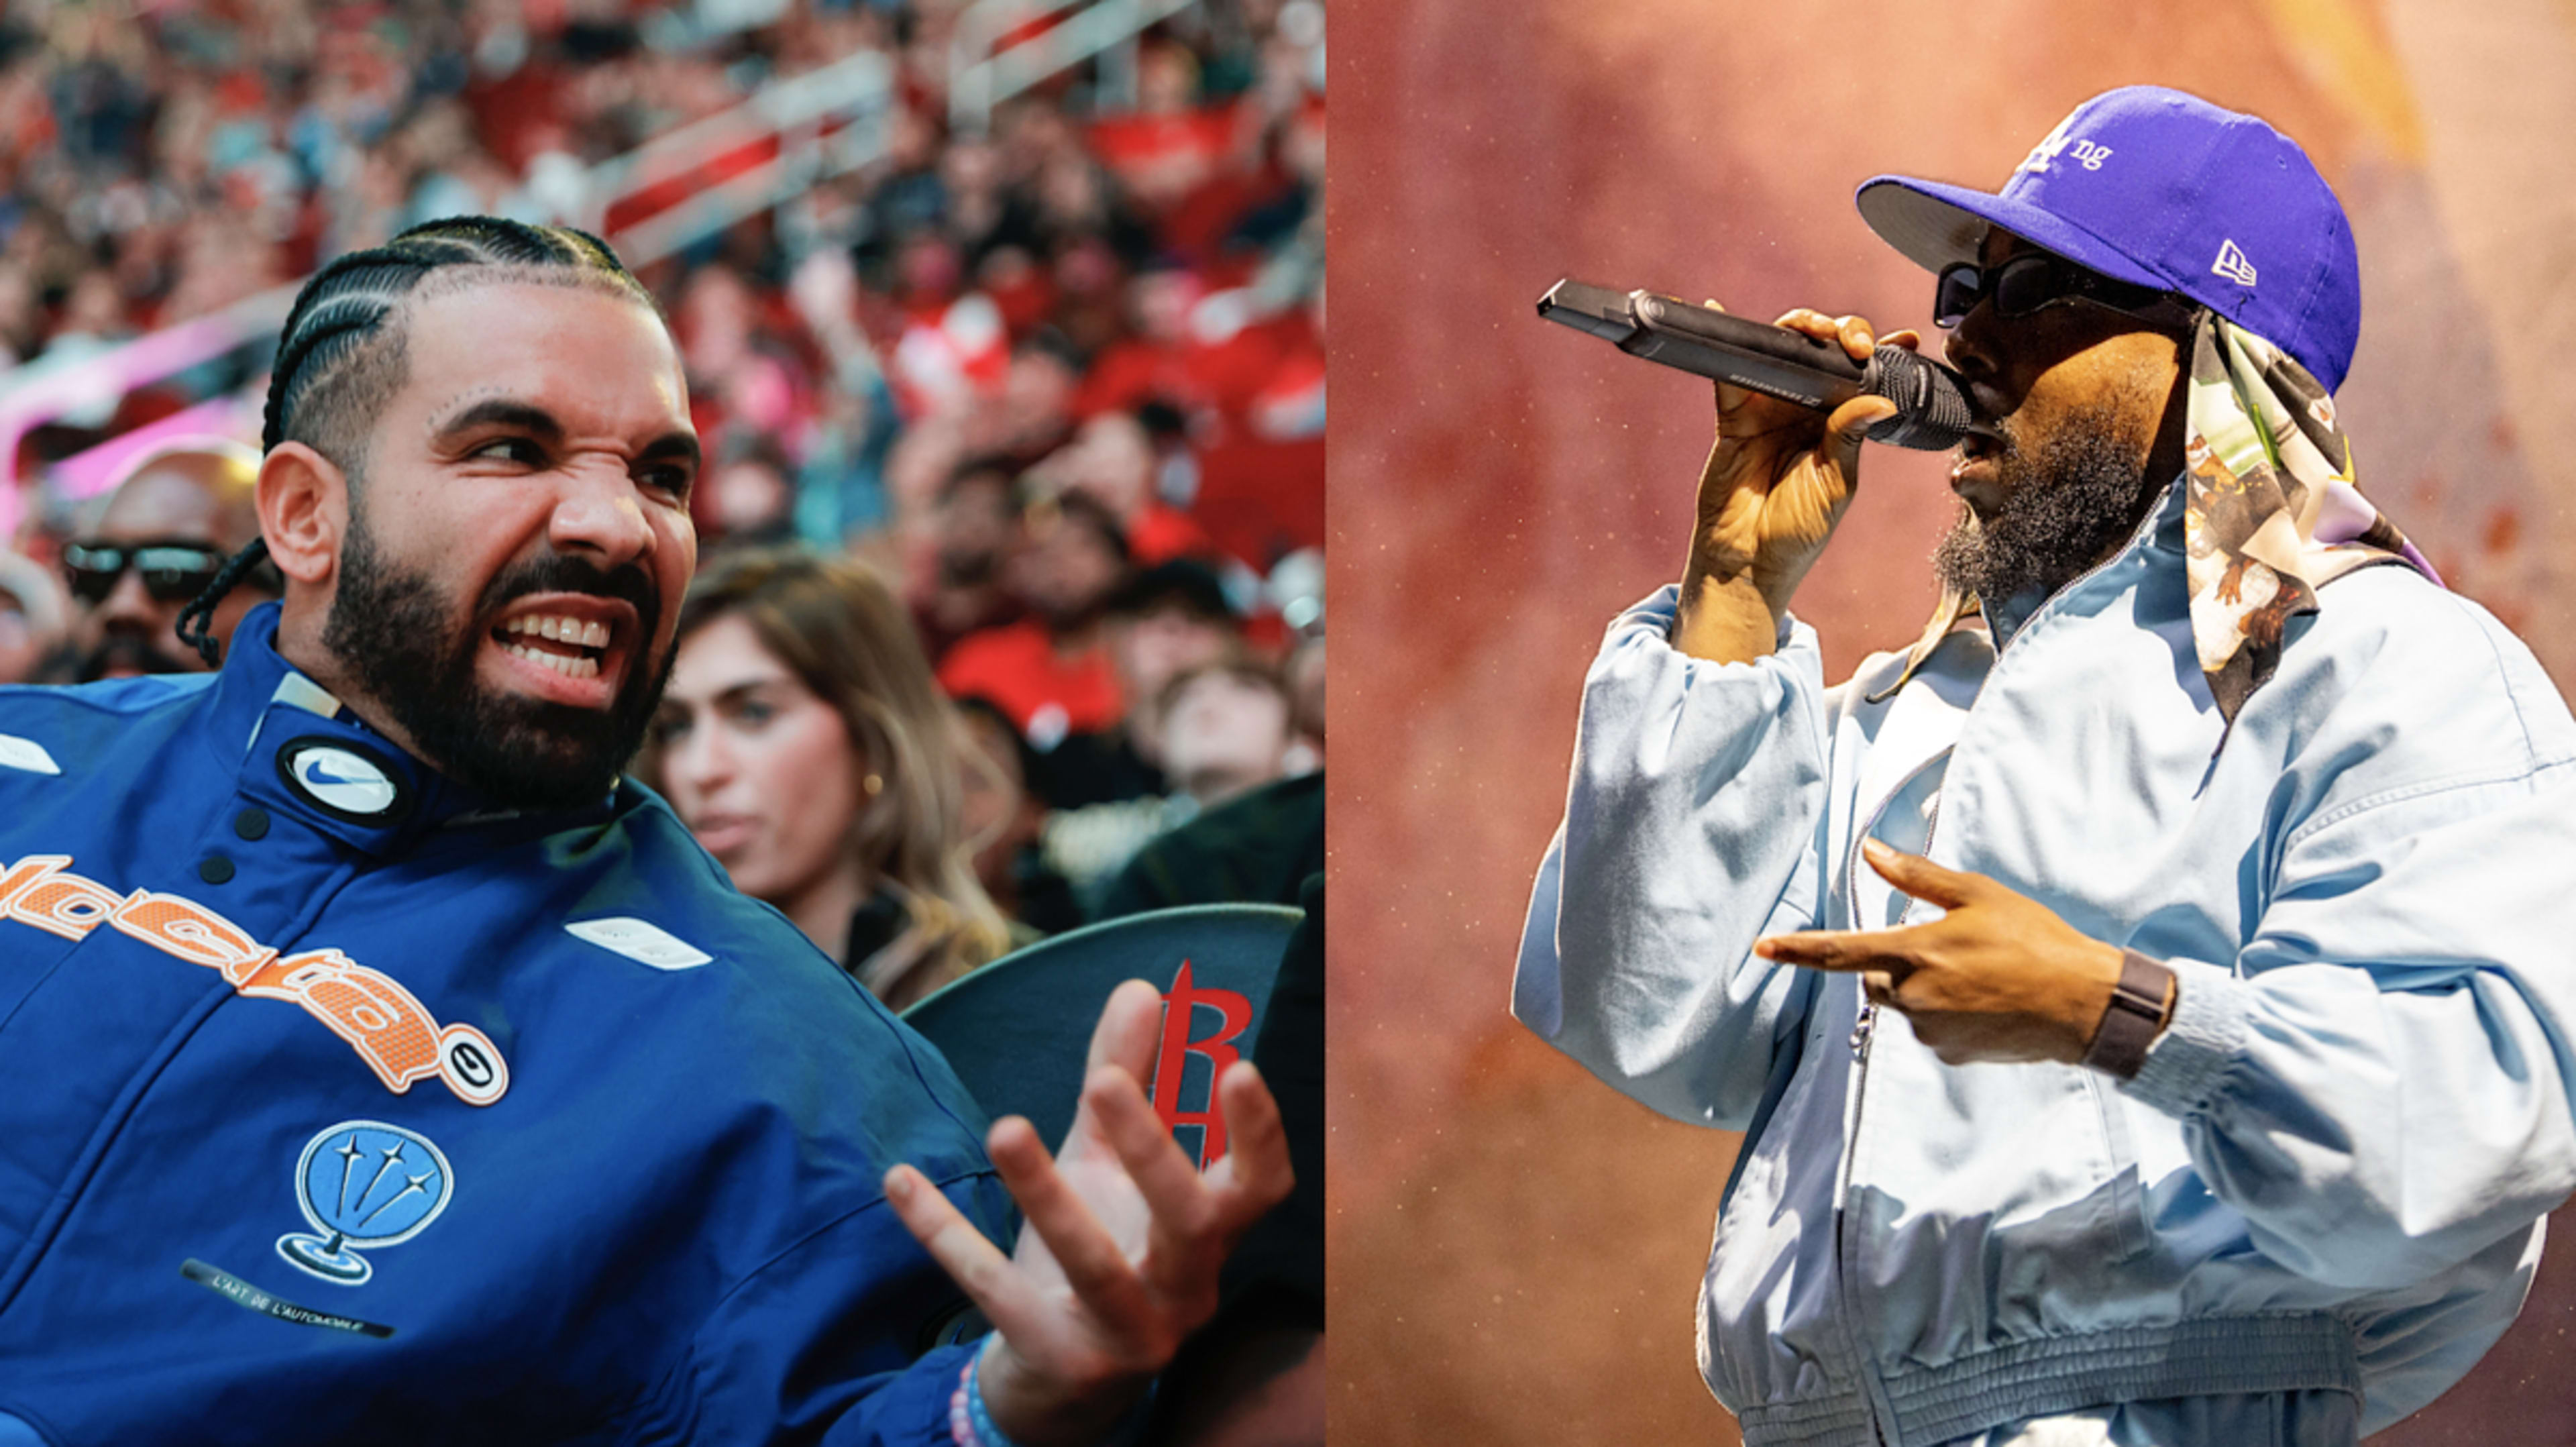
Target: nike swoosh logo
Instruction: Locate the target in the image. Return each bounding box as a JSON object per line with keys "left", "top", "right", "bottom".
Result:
{"left": 304, "top": 763, "right": 370, "bottom": 787}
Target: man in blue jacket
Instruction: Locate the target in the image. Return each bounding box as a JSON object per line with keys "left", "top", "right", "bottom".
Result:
{"left": 0, "top": 217, "right": 1286, "bottom": 1446}
{"left": 1515, "top": 88, "right": 2576, "bottom": 1444}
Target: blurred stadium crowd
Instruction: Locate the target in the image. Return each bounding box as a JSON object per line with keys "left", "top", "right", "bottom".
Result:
{"left": 0, "top": 0, "right": 1326, "bottom": 997}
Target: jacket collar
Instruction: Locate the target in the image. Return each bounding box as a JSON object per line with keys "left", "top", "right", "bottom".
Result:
{"left": 1872, "top": 476, "right": 2191, "bottom": 705}
{"left": 1983, "top": 474, "right": 2192, "bottom": 649}
{"left": 207, "top": 602, "right": 613, "bottom": 857}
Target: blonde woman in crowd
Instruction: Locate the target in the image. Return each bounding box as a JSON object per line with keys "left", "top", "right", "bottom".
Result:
{"left": 647, "top": 545, "right": 1014, "bottom": 1008}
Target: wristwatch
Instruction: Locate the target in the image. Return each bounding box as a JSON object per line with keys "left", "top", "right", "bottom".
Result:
{"left": 2081, "top": 949, "right": 2176, "bottom": 1079}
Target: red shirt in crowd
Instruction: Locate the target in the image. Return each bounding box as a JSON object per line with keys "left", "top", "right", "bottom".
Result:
{"left": 1130, "top": 502, "right": 1216, "bottom": 568}
{"left": 938, "top": 621, "right": 1122, "bottom": 743}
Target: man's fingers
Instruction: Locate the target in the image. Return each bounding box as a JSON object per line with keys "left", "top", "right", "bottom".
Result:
{"left": 1753, "top": 929, "right": 1892, "bottom": 971}
{"left": 1087, "top": 1065, "right": 1216, "bottom": 1237}
{"left": 987, "top": 1114, "right": 1157, "bottom": 1332}
{"left": 1061, "top": 980, "right": 1168, "bottom": 1163}
{"left": 1862, "top": 837, "right": 1980, "bottom": 908}
{"left": 1774, "top": 307, "right": 1843, "bottom": 340}
{"left": 1203, "top": 1061, "right": 1293, "bottom": 1220}
{"left": 1881, "top": 328, "right": 1922, "bottom": 354}
{"left": 885, "top": 1162, "right": 1041, "bottom": 1329}
{"left": 1833, "top": 313, "right": 1876, "bottom": 362}
{"left": 1085, "top": 979, "right": 1167, "bottom": 1081}
{"left": 1827, "top": 395, "right": 1898, "bottom": 445}
{"left": 1121, "top": 1061, "right": 1291, "bottom": 1307}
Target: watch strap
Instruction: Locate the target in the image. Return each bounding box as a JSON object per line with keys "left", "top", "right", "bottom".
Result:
{"left": 2082, "top": 949, "right": 2174, "bottom": 1080}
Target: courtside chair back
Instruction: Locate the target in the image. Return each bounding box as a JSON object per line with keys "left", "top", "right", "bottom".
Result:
{"left": 900, "top": 904, "right": 1300, "bottom": 1169}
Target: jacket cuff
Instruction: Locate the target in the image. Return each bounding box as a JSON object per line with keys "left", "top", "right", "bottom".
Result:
{"left": 1615, "top": 586, "right": 1810, "bottom": 657}
{"left": 2118, "top": 956, "right": 2247, "bottom": 1118}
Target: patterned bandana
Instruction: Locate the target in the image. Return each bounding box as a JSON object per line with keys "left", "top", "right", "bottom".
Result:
{"left": 1882, "top": 314, "right": 2436, "bottom": 722}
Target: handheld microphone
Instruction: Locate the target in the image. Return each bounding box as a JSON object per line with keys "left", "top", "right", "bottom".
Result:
{"left": 1536, "top": 280, "right": 1994, "bottom": 452}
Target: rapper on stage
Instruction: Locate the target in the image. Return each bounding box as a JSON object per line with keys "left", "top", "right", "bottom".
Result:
{"left": 1514, "top": 87, "right": 2576, "bottom": 1446}
{"left": 0, "top": 217, "right": 1285, "bottom": 1446}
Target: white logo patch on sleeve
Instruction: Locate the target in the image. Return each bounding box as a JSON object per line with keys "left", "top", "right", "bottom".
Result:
{"left": 0, "top": 735, "right": 60, "bottom": 775}
{"left": 566, "top": 918, "right": 714, "bottom": 971}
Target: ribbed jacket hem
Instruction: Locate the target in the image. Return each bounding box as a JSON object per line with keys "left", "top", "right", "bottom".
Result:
{"left": 1731, "top": 1313, "right": 2360, "bottom": 1447}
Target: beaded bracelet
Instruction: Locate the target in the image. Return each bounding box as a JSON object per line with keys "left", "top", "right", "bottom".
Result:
{"left": 949, "top": 1352, "right": 1026, "bottom": 1447}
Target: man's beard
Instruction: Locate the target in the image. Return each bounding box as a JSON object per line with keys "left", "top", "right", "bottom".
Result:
{"left": 79, "top": 625, "right": 201, "bottom": 682}
{"left": 1031, "top": 592, "right": 1106, "bottom": 633}
{"left": 1931, "top": 401, "right": 2167, "bottom": 607}
{"left": 322, "top": 511, "right": 670, "bottom": 811}
{"left": 939, "top": 551, "right": 1000, "bottom": 590}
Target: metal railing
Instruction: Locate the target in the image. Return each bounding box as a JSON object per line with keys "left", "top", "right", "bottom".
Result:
{"left": 580, "top": 46, "right": 896, "bottom": 266}
{"left": 0, "top": 45, "right": 900, "bottom": 521}
{"left": 0, "top": 285, "right": 297, "bottom": 534}
{"left": 3, "top": 0, "right": 1211, "bottom": 534}
{"left": 949, "top": 0, "right": 1201, "bottom": 134}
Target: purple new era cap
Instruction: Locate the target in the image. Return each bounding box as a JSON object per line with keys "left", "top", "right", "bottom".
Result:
{"left": 1856, "top": 87, "right": 2361, "bottom": 391}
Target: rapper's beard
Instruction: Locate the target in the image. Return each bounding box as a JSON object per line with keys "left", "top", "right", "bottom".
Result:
{"left": 1932, "top": 401, "right": 2167, "bottom": 607}
{"left": 322, "top": 512, "right": 671, "bottom": 810}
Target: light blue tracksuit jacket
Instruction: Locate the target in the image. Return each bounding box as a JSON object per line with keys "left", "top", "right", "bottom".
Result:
{"left": 1513, "top": 484, "right": 2576, "bottom": 1446}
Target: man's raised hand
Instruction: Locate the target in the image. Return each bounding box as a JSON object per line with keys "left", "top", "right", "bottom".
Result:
{"left": 883, "top": 979, "right": 1293, "bottom": 1446}
{"left": 1674, "top": 305, "right": 1919, "bottom": 664}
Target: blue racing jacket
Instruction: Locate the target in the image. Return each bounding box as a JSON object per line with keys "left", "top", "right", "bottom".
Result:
{"left": 0, "top": 602, "right": 1012, "bottom": 1444}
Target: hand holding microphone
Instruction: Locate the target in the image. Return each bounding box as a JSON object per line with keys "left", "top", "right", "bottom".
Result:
{"left": 1536, "top": 281, "right": 1987, "bottom": 663}
{"left": 1536, "top": 281, "right": 1989, "bottom": 451}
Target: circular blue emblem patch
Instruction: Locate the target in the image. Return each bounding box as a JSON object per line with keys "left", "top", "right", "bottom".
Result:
{"left": 276, "top": 1120, "right": 453, "bottom": 1286}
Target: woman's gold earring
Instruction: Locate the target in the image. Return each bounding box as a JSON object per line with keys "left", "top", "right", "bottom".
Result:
{"left": 863, "top": 773, "right": 884, "bottom": 796}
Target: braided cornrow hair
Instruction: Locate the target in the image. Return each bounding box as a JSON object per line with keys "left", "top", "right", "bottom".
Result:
{"left": 176, "top": 217, "right": 657, "bottom": 665}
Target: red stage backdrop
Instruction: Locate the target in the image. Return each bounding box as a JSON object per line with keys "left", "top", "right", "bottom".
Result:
{"left": 1330, "top": 1, "right": 2576, "bottom": 1442}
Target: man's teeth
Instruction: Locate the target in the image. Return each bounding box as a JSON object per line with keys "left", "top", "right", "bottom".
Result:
{"left": 496, "top": 614, "right": 608, "bottom": 681}
{"left": 502, "top": 642, "right": 600, "bottom": 679}
{"left": 501, "top": 614, "right": 610, "bottom": 648}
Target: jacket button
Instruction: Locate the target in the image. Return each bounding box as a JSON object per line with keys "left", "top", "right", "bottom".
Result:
{"left": 233, "top": 808, "right": 270, "bottom": 841}
{"left": 198, "top": 854, "right": 235, "bottom": 885}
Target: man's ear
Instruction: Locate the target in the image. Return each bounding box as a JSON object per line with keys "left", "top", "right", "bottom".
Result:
{"left": 258, "top": 441, "right": 346, "bottom": 586}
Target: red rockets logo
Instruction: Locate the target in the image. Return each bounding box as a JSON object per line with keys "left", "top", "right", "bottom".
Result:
{"left": 0, "top": 854, "right": 509, "bottom": 1106}
{"left": 1149, "top": 961, "right": 1254, "bottom": 1171}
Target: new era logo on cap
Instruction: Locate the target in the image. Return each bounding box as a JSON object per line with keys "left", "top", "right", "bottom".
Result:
{"left": 2212, "top": 240, "right": 2258, "bottom": 286}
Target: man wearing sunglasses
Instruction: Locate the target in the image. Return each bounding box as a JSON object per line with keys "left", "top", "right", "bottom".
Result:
{"left": 1517, "top": 87, "right": 2576, "bottom": 1444}
{"left": 0, "top": 551, "right": 68, "bottom": 686}
{"left": 59, "top": 438, "right": 279, "bottom": 682}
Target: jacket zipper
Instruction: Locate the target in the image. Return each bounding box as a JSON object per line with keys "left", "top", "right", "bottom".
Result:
{"left": 1833, "top": 762, "right": 1945, "bottom": 1445}
{"left": 1848, "top": 792, "right": 1942, "bottom": 1061}
{"left": 1843, "top": 753, "right": 1951, "bottom": 1065}
{"left": 1827, "top": 504, "right": 2161, "bottom": 1444}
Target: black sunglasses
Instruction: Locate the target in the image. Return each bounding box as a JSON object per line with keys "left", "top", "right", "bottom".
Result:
{"left": 62, "top": 541, "right": 231, "bottom": 606}
{"left": 1933, "top": 253, "right": 2182, "bottom": 329}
